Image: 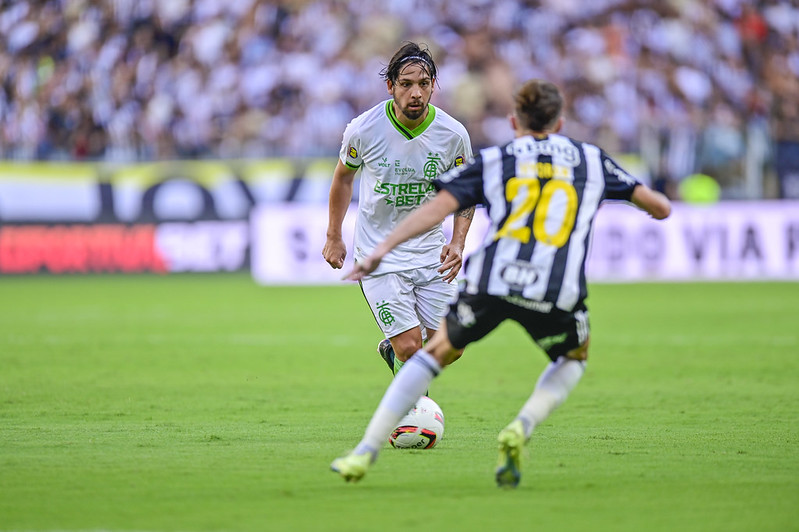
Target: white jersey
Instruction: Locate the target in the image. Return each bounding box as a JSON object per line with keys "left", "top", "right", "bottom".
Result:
{"left": 340, "top": 99, "right": 472, "bottom": 275}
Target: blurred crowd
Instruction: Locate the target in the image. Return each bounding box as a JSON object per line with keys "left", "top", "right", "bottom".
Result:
{"left": 2, "top": 0, "right": 798, "bottom": 198}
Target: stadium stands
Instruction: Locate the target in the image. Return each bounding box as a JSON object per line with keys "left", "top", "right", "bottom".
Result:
{"left": 1, "top": 0, "right": 797, "bottom": 198}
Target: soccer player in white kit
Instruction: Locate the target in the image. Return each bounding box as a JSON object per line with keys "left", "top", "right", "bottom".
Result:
{"left": 323, "top": 42, "right": 474, "bottom": 375}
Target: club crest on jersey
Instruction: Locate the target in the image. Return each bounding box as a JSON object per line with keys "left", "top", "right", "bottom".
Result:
{"left": 348, "top": 146, "right": 358, "bottom": 159}
{"left": 500, "top": 261, "right": 539, "bottom": 287}
{"left": 423, "top": 153, "right": 441, "bottom": 180}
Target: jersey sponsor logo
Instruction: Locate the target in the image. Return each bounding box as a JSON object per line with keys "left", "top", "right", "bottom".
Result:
{"left": 393, "top": 160, "right": 416, "bottom": 176}
{"left": 500, "top": 260, "right": 540, "bottom": 287}
{"left": 378, "top": 157, "right": 390, "bottom": 168}
{"left": 374, "top": 180, "right": 435, "bottom": 206}
{"left": 454, "top": 155, "right": 464, "bottom": 167}
{"left": 508, "top": 138, "right": 581, "bottom": 166}
{"left": 348, "top": 146, "right": 358, "bottom": 159}
{"left": 604, "top": 158, "right": 637, "bottom": 186}
{"left": 501, "top": 295, "right": 553, "bottom": 313}
{"left": 519, "top": 161, "right": 571, "bottom": 181}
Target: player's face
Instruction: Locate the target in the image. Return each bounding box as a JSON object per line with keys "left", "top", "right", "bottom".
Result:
{"left": 387, "top": 63, "right": 434, "bottom": 125}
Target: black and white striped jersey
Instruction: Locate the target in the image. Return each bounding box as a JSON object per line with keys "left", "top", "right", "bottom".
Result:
{"left": 435, "top": 133, "right": 641, "bottom": 312}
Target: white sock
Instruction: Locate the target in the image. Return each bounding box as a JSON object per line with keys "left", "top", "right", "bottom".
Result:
{"left": 354, "top": 349, "right": 441, "bottom": 455}
{"left": 516, "top": 356, "right": 585, "bottom": 439}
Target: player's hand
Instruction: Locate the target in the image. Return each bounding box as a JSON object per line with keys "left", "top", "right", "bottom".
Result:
{"left": 343, "top": 255, "right": 382, "bottom": 281}
{"left": 438, "top": 242, "right": 464, "bottom": 283}
{"left": 322, "top": 237, "right": 347, "bottom": 269}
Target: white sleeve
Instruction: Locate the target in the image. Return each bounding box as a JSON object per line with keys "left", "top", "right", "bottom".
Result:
{"left": 339, "top": 120, "right": 363, "bottom": 169}
{"left": 454, "top": 127, "right": 474, "bottom": 168}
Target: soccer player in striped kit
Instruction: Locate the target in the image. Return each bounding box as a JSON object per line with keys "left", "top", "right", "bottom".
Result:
{"left": 332, "top": 79, "right": 671, "bottom": 487}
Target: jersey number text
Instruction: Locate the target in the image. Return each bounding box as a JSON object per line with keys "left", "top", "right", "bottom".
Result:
{"left": 494, "top": 177, "right": 578, "bottom": 248}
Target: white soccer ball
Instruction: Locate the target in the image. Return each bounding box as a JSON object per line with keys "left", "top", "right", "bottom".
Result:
{"left": 388, "top": 395, "right": 445, "bottom": 449}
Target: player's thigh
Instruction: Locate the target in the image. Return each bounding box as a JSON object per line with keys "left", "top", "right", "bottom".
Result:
{"left": 514, "top": 304, "right": 590, "bottom": 362}
{"left": 411, "top": 266, "right": 458, "bottom": 331}
{"left": 360, "top": 272, "right": 421, "bottom": 337}
{"left": 444, "top": 293, "right": 507, "bottom": 350}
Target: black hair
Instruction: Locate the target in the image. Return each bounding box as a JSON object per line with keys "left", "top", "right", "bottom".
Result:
{"left": 380, "top": 42, "right": 437, "bottom": 83}
{"left": 515, "top": 79, "right": 563, "bottom": 131}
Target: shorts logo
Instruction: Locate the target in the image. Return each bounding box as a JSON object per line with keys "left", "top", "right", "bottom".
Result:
{"left": 348, "top": 146, "right": 358, "bottom": 159}
{"left": 454, "top": 155, "right": 464, "bottom": 167}
{"left": 457, "top": 302, "right": 475, "bottom": 328}
{"left": 376, "top": 301, "right": 395, "bottom": 327}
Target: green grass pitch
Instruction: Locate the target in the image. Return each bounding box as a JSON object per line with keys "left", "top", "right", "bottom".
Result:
{"left": 1, "top": 275, "right": 797, "bottom": 531}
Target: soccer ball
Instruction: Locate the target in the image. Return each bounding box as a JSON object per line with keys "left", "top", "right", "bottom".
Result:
{"left": 388, "top": 396, "right": 445, "bottom": 449}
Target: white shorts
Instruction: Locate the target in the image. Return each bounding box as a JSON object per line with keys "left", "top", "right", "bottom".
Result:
{"left": 361, "top": 266, "right": 458, "bottom": 338}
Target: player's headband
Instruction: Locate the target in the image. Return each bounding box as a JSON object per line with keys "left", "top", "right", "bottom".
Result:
{"left": 399, "top": 55, "right": 434, "bottom": 73}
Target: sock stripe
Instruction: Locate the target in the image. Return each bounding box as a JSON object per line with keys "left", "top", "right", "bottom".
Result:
{"left": 411, "top": 350, "right": 441, "bottom": 377}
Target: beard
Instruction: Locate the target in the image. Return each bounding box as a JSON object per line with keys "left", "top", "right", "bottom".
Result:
{"left": 400, "top": 101, "right": 426, "bottom": 121}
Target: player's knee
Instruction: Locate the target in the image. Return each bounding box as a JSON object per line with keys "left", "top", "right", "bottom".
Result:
{"left": 392, "top": 337, "right": 424, "bottom": 362}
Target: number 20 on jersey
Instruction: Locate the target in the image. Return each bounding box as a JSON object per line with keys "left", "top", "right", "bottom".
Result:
{"left": 494, "top": 162, "right": 578, "bottom": 249}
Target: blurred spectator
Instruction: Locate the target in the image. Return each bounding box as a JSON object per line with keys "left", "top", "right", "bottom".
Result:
{"left": 1, "top": 0, "right": 797, "bottom": 199}
{"left": 766, "top": 50, "right": 799, "bottom": 199}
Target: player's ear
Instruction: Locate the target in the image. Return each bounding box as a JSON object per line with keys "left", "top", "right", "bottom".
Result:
{"left": 386, "top": 80, "right": 394, "bottom": 95}
{"left": 509, "top": 114, "right": 518, "bottom": 132}
{"left": 553, "top": 116, "right": 564, "bottom": 133}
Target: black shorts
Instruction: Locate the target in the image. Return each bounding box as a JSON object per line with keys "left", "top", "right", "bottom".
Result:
{"left": 445, "top": 292, "right": 590, "bottom": 362}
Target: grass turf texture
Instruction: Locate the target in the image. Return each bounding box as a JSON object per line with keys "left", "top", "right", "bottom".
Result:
{"left": 1, "top": 275, "right": 797, "bottom": 532}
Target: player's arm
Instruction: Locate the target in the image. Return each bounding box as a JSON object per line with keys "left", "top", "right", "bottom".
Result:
{"left": 631, "top": 184, "right": 671, "bottom": 220}
{"left": 439, "top": 137, "right": 476, "bottom": 282}
{"left": 323, "top": 159, "right": 358, "bottom": 269}
{"left": 346, "top": 190, "right": 461, "bottom": 281}
{"left": 600, "top": 150, "right": 670, "bottom": 220}
{"left": 438, "top": 206, "right": 475, "bottom": 283}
